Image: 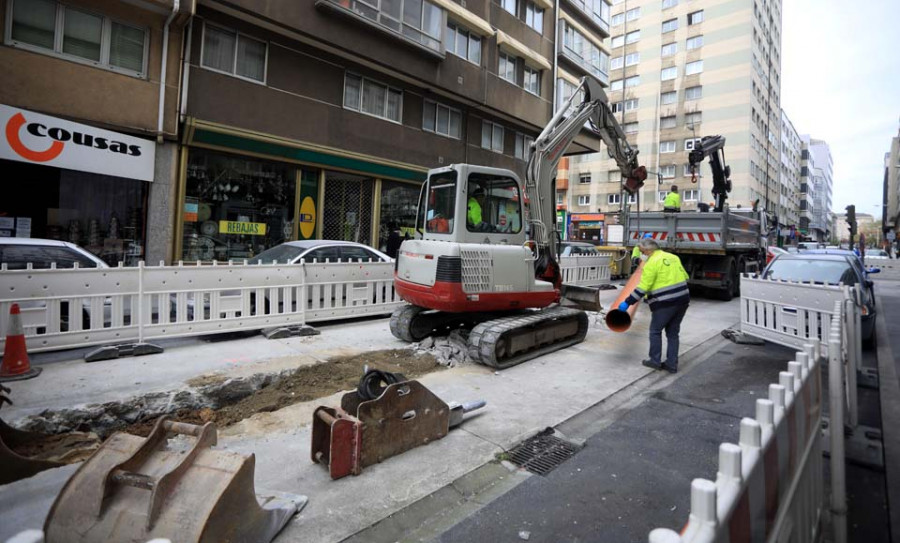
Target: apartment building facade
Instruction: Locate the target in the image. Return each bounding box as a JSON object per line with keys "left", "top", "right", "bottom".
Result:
{"left": 0, "top": 0, "right": 190, "bottom": 263}
{"left": 558, "top": 0, "right": 784, "bottom": 239}
{"left": 3, "top": 0, "right": 614, "bottom": 262}
{"left": 885, "top": 125, "right": 900, "bottom": 238}
{"left": 777, "top": 108, "right": 800, "bottom": 243}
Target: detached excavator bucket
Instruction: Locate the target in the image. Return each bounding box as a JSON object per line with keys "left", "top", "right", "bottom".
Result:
{"left": 0, "top": 417, "right": 64, "bottom": 485}
{"left": 560, "top": 284, "right": 604, "bottom": 313}
{"left": 44, "top": 416, "right": 306, "bottom": 543}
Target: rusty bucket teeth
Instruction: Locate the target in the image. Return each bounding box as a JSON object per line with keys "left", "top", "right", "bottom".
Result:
{"left": 44, "top": 416, "right": 306, "bottom": 543}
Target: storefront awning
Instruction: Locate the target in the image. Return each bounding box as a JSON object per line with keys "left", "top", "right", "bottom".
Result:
{"left": 184, "top": 119, "right": 428, "bottom": 182}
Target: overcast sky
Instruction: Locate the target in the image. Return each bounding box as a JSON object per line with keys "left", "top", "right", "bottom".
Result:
{"left": 781, "top": 0, "right": 900, "bottom": 218}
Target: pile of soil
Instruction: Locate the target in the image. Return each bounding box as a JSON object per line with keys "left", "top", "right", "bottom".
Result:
{"left": 124, "top": 349, "right": 441, "bottom": 437}
{"left": 8, "top": 431, "right": 101, "bottom": 464}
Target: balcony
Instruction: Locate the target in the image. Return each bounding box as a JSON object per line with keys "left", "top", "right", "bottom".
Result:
{"left": 562, "top": 0, "right": 610, "bottom": 38}
{"left": 316, "top": 0, "right": 444, "bottom": 58}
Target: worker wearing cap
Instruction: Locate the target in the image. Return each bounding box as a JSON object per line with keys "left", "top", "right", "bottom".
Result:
{"left": 618, "top": 238, "right": 690, "bottom": 373}
{"left": 663, "top": 185, "right": 681, "bottom": 212}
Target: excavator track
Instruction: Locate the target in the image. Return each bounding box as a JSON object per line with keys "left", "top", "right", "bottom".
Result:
{"left": 467, "top": 307, "right": 589, "bottom": 369}
{"left": 389, "top": 305, "right": 509, "bottom": 343}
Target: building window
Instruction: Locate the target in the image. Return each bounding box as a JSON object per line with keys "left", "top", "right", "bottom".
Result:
{"left": 7, "top": 0, "right": 149, "bottom": 77}
{"left": 610, "top": 79, "right": 623, "bottom": 91}
{"left": 524, "top": 65, "right": 540, "bottom": 95}
{"left": 344, "top": 73, "right": 403, "bottom": 123}
{"left": 625, "top": 75, "right": 640, "bottom": 87}
{"left": 685, "top": 85, "right": 702, "bottom": 100}
{"left": 482, "top": 120, "right": 504, "bottom": 153}
{"left": 660, "top": 116, "right": 677, "bottom": 129}
{"left": 660, "top": 140, "right": 676, "bottom": 153}
{"left": 611, "top": 13, "right": 624, "bottom": 26}
{"left": 202, "top": 23, "right": 267, "bottom": 83}
{"left": 661, "top": 42, "right": 677, "bottom": 57}
{"left": 662, "top": 18, "right": 678, "bottom": 33}
{"left": 611, "top": 35, "right": 624, "bottom": 48}
{"left": 658, "top": 191, "right": 668, "bottom": 202}
{"left": 624, "top": 98, "right": 639, "bottom": 111}
{"left": 662, "top": 0, "right": 678, "bottom": 9}
{"left": 684, "top": 138, "right": 701, "bottom": 151}
{"left": 685, "top": 111, "right": 702, "bottom": 125}
{"left": 611, "top": 101, "right": 623, "bottom": 113}
{"left": 578, "top": 195, "right": 591, "bottom": 206}
{"left": 446, "top": 22, "right": 482, "bottom": 65}
{"left": 500, "top": 0, "right": 517, "bottom": 16}
{"left": 683, "top": 189, "right": 699, "bottom": 201}
{"left": 515, "top": 133, "right": 534, "bottom": 160}
{"left": 687, "top": 10, "right": 704, "bottom": 25}
{"left": 625, "top": 30, "right": 641, "bottom": 44}
{"left": 627, "top": 193, "right": 637, "bottom": 204}
{"left": 661, "top": 66, "right": 677, "bottom": 81}
{"left": 557, "top": 192, "right": 564, "bottom": 205}
{"left": 660, "top": 165, "right": 676, "bottom": 178}
{"left": 685, "top": 60, "right": 703, "bottom": 75}
{"left": 683, "top": 164, "right": 702, "bottom": 177}
{"left": 423, "top": 100, "right": 462, "bottom": 138}
{"left": 626, "top": 7, "right": 641, "bottom": 21}
{"left": 525, "top": 1, "right": 544, "bottom": 32}
{"left": 610, "top": 56, "right": 624, "bottom": 70}
{"left": 661, "top": 90, "right": 677, "bottom": 105}
{"left": 625, "top": 52, "right": 640, "bottom": 66}
{"left": 608, "top": 170, "right": 620, "bottom": 182}
{"left": 623, "top": 122, "right": 639, "bottom": 133}
{"left": 340, "top": 0, "right": 442, "bottom": 51}
{"left": 608, "top": 194, "right": 621, "bottom": 204}
{"left": 579, "top": 173, "right": 592, "bottom": 184}
{"left": 686, "top": 35, "right": 703, "bottom": 49}
{"left": 499, "top": 51, "right": 516, "bottom": 83}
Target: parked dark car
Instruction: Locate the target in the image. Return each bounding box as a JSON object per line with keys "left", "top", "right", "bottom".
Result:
{"left": 762, "top": 253, "right": 876, "bottom": 346}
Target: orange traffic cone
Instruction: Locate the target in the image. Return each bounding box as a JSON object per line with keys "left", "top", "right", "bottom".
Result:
{"left": 0, "top": 304, "right": 41, "bottom": 382}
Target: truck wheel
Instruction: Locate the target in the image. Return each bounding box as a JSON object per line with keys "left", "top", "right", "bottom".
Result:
{"left": 718, "top": 257, "right": 736, "bottom": 301}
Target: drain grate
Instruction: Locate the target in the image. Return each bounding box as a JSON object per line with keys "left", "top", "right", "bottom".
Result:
{"left": 506, "top": 428, "right": 581, "bottom": 476}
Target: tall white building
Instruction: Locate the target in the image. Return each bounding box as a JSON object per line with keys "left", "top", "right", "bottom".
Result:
{"left": 558, "top": 0, "right": 783, "bottom": 226}
{"left": 779, "top": 109, "right": 801, "bottom": 239}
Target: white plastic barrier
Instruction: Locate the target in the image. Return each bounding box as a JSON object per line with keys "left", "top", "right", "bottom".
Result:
{"left": 648, "top": 341, "right": 825, "bottom": 543}
{"left": 559, "top": 253, "right": 612, "bottom": 286}
{"left": 0, "top": 260, "right": 404, "bottom": 353}
{"left": 739, "top": 274, "right": 860, "bottom": 356}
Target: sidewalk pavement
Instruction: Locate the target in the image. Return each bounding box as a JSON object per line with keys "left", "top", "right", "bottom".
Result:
{"left": 0, "top": 288, "right": 740, "bottom": 542}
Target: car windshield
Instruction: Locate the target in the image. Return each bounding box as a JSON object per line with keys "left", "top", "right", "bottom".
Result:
{"left": 247, "top": 245, "right": 306, "bottom": 264}
{"left": 764, "top": 259, "right": 857, "bottom": 285}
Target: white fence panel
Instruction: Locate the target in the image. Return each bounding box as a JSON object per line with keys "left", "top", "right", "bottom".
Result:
{"left": 740, "top": 274, "right": 846, "bottom": 354}
{"left": 0, "top": 261, "right": 404, "bottom": 353}
{"left": 559, "top": 253, "right": 612, "bottom": 286}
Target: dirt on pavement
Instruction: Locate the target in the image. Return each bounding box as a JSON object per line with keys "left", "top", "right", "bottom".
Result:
{"left": 124, "top": 348, "right": 442, "bottom": 437}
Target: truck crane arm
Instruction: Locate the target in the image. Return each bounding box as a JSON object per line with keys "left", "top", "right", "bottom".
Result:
{"left": 688, "top": 135, "right": 731, "bottom": 212}
{"left": 525, "top": 76, "right": 647, "bottom": 258}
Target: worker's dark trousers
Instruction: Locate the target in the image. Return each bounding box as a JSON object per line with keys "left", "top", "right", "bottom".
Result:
{"left": 648, "top": 303, "right": 689, "bottom": 368}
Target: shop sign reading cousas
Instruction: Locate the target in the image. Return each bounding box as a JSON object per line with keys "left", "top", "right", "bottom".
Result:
{"left": 0, "top": 104, "right": 155, "bottom": 182}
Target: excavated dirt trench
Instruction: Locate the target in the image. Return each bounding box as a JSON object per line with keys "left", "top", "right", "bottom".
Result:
{"left": 13, "top": 349, "right": 443, "bottom": 463}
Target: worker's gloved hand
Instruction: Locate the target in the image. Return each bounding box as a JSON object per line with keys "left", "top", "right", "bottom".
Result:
{"left": 618, "top": 302, "right": 629, "bottom": 312}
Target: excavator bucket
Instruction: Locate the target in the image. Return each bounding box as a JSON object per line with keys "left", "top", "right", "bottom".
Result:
{"left": 560, "top": 284, "right": 603, "bottom": 313}
{"left": 44, "top": 417, "right": 306, "bottom": 543}
{"left": 0, "top": 417, "right": 64, "bottom": 485}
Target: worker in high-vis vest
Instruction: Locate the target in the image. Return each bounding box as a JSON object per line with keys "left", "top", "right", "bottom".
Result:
{"left": 618, "top": 238, "right": 690, "bottom": 373}
{"left": 631, "top": 233, "right": 653, "bottom": 269}
{"left": 663, "top": 185, "right": 681, "bottom": 212}
{"left": 467, "top": 187, "right": 485, "bottom": 229}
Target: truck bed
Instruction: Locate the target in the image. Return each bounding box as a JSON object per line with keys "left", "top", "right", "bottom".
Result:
{"left": 626, "top": 210, "right": 761, "bottom": 253}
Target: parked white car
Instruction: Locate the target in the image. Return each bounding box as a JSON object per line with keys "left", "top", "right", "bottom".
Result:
{"left": 0, "top": 237, "right": 108, "bottom": 269}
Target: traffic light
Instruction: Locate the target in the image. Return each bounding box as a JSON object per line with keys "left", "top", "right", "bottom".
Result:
{"left": 846, "top": 205, "right": 857, "bottom": 236}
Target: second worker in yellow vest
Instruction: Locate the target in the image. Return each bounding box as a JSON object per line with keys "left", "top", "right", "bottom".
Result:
{"left": 663, "top": 185, "right": 681, "bottom": 212}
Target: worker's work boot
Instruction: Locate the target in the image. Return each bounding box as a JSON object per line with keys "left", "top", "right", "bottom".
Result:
{"left": 641, "top": 359, "right": 661, "bottom": 370}
{"left": 660, "top": 363, "right": 678, "bottom": 374}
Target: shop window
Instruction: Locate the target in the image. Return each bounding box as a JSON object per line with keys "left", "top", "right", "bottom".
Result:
{"left": 425, "top": 170, "right": 457, "bottom": 235}
{"left": 344, "top": 73, "right": 403, "bottom": 123}
{"left": 182, "top": 149, "right": 297, "bottom": 261}
{"left": 7, "top": 0, "right": 148, "bottom": 77}
{"left": 379, "top": 180, "right": 420, "bottom": 255}
{"left": 466, "top": 173, "right": 522, "bottom": 233}
{"left": 202, "top": 22, "right": 267, "bottom": 83}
